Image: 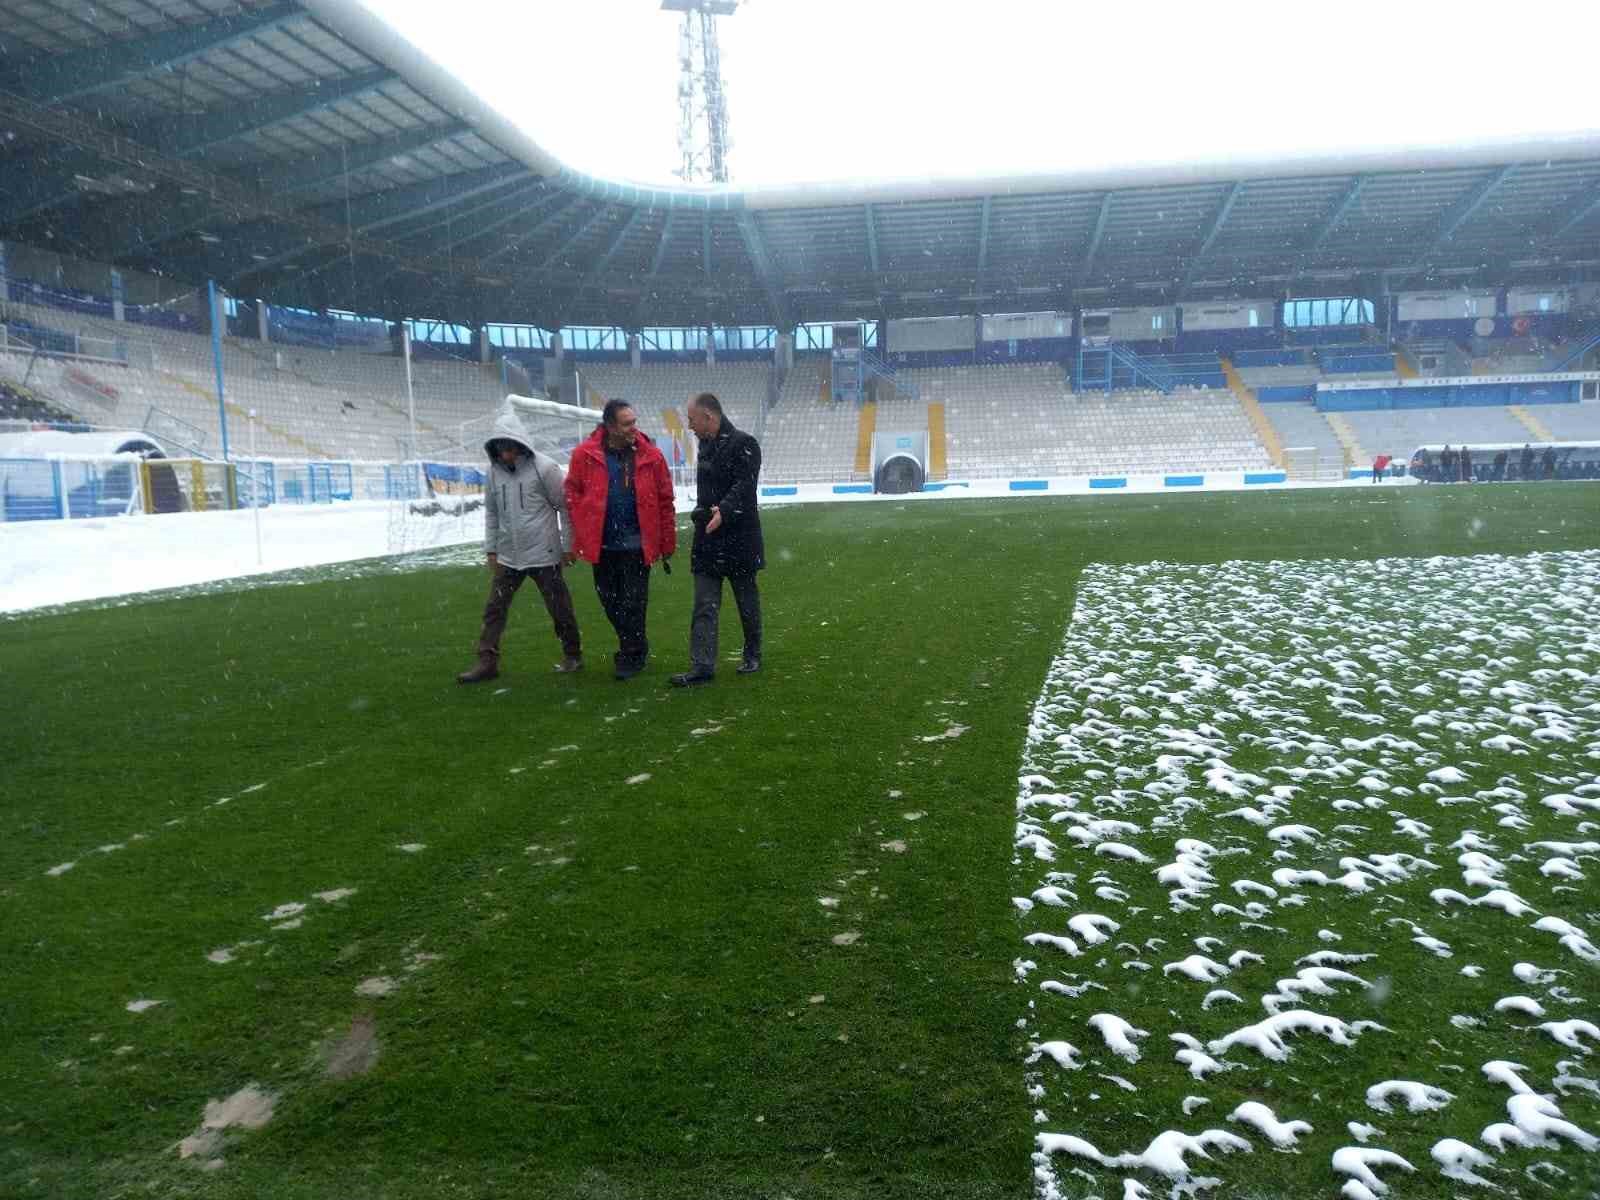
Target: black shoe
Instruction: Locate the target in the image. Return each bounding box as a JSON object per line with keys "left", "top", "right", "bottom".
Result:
{"left": 669, "top": 671, "right": 714, "bottom": 688}
{"left": 614, "top": 657, "right": 646, "bottom": 681}
{"left": 737, "top": 656, "right": 761, "bottom": 675}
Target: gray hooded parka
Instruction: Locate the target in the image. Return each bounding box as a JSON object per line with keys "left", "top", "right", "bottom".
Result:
{"left": 483, "top": 408, "right": 574, "bottom": 570}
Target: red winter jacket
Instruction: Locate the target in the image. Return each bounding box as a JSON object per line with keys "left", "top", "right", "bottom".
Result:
{"left": 564, "top": 427, "right": 677, "bottom": 565}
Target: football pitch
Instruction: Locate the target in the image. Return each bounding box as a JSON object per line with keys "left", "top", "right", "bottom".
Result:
{"left": 3, "top": 484, "right": 1598, "bottom": 1200}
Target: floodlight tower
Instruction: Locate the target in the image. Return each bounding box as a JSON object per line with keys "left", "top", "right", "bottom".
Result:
{"left": 662, "top": 0, "right": 738, "bottom": 184}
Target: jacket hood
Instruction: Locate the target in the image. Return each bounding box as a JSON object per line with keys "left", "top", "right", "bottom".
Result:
{"left": 485, "top": 406, "right": 538, "bottom": 462}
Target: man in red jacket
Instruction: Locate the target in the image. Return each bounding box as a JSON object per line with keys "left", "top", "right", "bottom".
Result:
{"left": 564, "top": 400, "right": 677, "bottom": 680}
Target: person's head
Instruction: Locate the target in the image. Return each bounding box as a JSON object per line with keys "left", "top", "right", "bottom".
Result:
{"left": 686, "top": 392, "right": 723, "bottom": 439}
{"left": 489, "top": 437, "right": 523, "bottom": 467}
{"left": 602, "top": 400, "right": 638, "bottom": 449}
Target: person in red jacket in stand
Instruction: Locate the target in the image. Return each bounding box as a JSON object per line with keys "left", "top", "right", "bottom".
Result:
{"left": 564, "top": 400, "right": 677, "bottom": 680}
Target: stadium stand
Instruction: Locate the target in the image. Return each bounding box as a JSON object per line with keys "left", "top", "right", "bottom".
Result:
{"left": 761, "top": 364, "right": 860, "bottom": 483}
{"left": 904, "top": 364, "right": 1272, "bottom": 479}
{"left": 1524, "top": 404, "right": 1600, "bottom": 442}
{"left": 5, "top": 263, "right": 1598, "bottom": 493}
{"left": 1339, "top": 406, "right": 1546, "bottom": 458}
{"left": 580, "top": 364, "right": 768, "bottom": 435}
{"left": 1257, "top": 402, "right": 1350, "bottom": 477}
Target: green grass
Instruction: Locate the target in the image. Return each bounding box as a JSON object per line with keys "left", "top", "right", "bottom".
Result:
{"left": 1, "top": 484, "right": 1597, "bottom": 1200}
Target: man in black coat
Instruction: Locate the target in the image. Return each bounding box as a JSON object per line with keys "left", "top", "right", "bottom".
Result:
{"left": 671, "top": 392, "right": 765, "bottom": 687}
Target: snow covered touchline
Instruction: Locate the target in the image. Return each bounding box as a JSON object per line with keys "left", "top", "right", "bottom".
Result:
{"left": 1014, "top": 550, "right": 1600, "bottom": 1199}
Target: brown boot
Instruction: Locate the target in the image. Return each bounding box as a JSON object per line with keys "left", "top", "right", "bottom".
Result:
{"left": 456, "top": 656, "right": 499, "bottom": 684}
{"left": 554, "top": 655, "right": 583, "bottom": 674}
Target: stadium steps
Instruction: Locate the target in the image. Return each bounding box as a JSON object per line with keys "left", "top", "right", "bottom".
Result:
{"left": 1508, "top": 404, "right": 1555, "bottom": 443}
{"left": 1323, "top": 411, "right": 1367, "bottom": 470}
{"left": 853, "top": 402, "right": 876, "bottom": 478}
{"left": 1220, "top": 357, "right": 1287, "bottom": 469}
{"left": 1393, "top": 345, "right": 1420, "bottom": 380}
{"left": 927, "top": 401, "right": 947, "bottom": 479}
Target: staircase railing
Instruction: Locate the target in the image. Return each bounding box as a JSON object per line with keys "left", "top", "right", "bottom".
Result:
{"left": 1546, "top": 322, "right": 1600, "bottom": 372}
{"left": 857, "top": 349, "right": 918, "bottom": 400}
{"left": 1075, "top": 342, "right": 1174, "bottom": 393}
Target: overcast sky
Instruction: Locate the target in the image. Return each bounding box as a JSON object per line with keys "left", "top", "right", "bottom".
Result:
{"left": 364, "top": 0, "right": 1598, "bottom": 187}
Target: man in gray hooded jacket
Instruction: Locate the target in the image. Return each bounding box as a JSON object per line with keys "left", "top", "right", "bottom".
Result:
{"left": 457, "top": 408, "right": 582, "bottom": 683}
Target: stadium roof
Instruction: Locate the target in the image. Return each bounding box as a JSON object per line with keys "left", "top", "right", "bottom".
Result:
{"left": 3, "top": 0, "right": 1599, "bottom": 330}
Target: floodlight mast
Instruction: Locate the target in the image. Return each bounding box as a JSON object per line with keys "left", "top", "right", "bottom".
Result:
{"left": 662, "top": 0, "right": 737, "bottom": 184}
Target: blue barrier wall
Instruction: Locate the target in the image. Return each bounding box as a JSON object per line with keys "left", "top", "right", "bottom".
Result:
{"left": 1232, "top": 349, "right": 1307, "bottom": 368}
{"left": 1317, "top": 379, "right": 1581, "bottom": 411}
{"left": 884, "top": 338, "right": 1073, "bottom": 369}
{"left": 1255, "top": 385, "right": 1317, "bottom": 403}
{"left": 1173, "top": 328, "right": 1279, "bottom": 354}
{"left": 1322, "top": 353, "right": 1396, "bottom": 374}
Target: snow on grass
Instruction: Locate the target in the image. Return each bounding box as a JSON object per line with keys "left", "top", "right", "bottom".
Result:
{"left": 1017, "top": 550, "right": 1600, "bottom": 1198}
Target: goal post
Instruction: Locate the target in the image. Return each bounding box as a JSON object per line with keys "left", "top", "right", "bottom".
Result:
{"left": 384, "top": 395, "right": 602, "bottom": 557}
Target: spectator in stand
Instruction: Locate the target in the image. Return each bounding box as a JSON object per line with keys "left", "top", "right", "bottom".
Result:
{"left": 1440, "top": 445, "right": 1457, "bottom": 483}
{"left": 1492, "top": 449, "right": 1508, "bottom": 482}
{"left": 1458, "top": 445, "right": 1474, "bottom": 483}
{"left": 1371, "top": 454, "right": 1391, "bottom": 484}
{"left": 1543, "top": 445, "right": 1559, "bottom": 480}
{"left": 1520, "top": 444, "right": 1536, "bottom": 481}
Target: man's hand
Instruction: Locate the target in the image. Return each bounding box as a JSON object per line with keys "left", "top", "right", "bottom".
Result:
{"left": 706, "top": 505, "right": 723, "bottom": 534}
{"left": 487, "top": 552, "right": 499, "bottom": 573}
{"left": 562, "top": 551, "right": 577, "bottom": 567}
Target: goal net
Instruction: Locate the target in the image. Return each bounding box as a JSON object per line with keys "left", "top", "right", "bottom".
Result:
{"left": 384, "top": 393, "right": 600, "bottom": 558}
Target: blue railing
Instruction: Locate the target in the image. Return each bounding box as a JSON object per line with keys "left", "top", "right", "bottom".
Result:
{"left": 1547, "top": 324, "right": 1600, "bottom": 372}
{"left": 858, "top": 349, "right": 919, "bottom": 400}
{"left": 1075, "top": 343, "right": 1176, "bottom": 393}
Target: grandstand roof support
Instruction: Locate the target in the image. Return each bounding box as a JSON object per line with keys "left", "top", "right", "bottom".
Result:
{"left": 648, "top": 210, "right": 677, "bottom": 278}
{"left": 561, "top": 208, "right": 645, "bottom": 315}
{"left": 252, "top": 123, "right": 473, "bottom": 196}
{"left": 138, "top": 67, "right": 398, "bottom": 158}
{"left": 632, "top": 210, "right": 677, "bottom": 326}
{"left": 535, "top": 204, "right": 614, "bottom": 272}
{"left": 96, "top": 165, "right": 532, "bottom": 265}
{"left": 1080, "top": 192, "right": 1113, "bottom": 284}
{"left": 330, "top": 164, "right": 534, "bottom": 235}
{"left": 421, "top": 185, "right": 561, "bottom": 255}
{"left": 0, "top": 93, "right": 537, "bottom": 303}
{"left": 1305, "top": 175, "right": 1366, "bottom": 253}
{"left": 1550, "top": 185, "right": 1600, "bottom": 240}
{"left": 476, "top": 194, "right": 589, "bottom": 268}
{"left": 703, "top": 211, "right": 713, "bottom": 277}
{"left": 865, "top": 202, "right": 888, "bottom": 308}
{"left": 1421, "top": 165, "right": 1515, "bottom": 259}
{"left": 1179, "top": 182, "right": 1242, "bottom": 293}
{"left": 6, "top": 68, "right": 402, "bottom": 225}
{"left": 382, "top": 184, "right": 558, "bottom": 256}
{"left": 735, "top": 210, "right": 790, "bottom": 330}
{"left": 588, "top": 208, "right": 644, "bottom": 279}
{"left": 0, "top": 2, "right": 301, "bottom": 104}
{"left": 975, "top": 195, "right": 991, "bottom": 304}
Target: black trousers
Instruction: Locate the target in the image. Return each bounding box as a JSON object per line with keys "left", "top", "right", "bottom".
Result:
{"left": 476, "top": 565, "right": 581, "bottom": 661}
{"left": 690, "top": 571, "right": 762, "bottom": 674}
{"left": 593, "top": 549, "right": 651, "bottom": 665}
